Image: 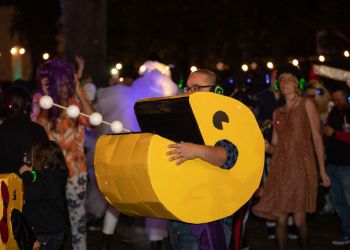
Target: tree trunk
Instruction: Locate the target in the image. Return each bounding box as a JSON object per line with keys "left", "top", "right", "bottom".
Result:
{"left": 61, "top": 0, "right": 107, "bottom": 86}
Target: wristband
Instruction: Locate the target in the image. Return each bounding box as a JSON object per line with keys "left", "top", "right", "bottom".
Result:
{"left": 31, "top": 170, "right": 37, "bottom": 182}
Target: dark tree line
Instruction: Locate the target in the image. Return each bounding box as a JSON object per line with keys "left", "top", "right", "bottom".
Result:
{"left": 9, "top": 0, "right": 350, "bottom": 86}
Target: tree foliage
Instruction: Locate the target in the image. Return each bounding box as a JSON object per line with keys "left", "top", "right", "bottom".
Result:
{"left": 10, "top": 0, "right": 350, "bottom": 84}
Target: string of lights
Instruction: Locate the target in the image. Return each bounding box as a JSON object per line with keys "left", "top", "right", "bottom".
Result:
{"left": 3, "top": 46, "right": 350, "bottom": 86}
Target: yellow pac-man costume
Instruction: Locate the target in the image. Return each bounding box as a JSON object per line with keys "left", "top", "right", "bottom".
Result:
{"left": 94, "top": 92, "right": 264, "bottom": 224}
{"left": 0, "top": 173, "right": 22, "bottom": 250}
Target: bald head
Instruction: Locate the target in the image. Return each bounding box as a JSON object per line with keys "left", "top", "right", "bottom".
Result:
{"left": 186, "top": 69, "right": 217, "bottom": 93}
{"left": 189, "top": 69, "right": 216, "bottom": 85}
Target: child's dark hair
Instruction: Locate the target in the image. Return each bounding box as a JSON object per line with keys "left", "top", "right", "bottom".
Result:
{"left": 31, "top": 140, "right": 68, "bottom": 172}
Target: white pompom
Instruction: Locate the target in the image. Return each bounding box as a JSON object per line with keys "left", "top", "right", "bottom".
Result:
{"left": 89, "top": 112, "right": 103, "bottom": 126}
{"left": 110, "top": 120, "right": 123, "bottom": 133}
{"left": 66, "top": 105, "right": 80, "bottom": 118}
{"left": 39, "top": 95, "right": 53, "bottom": 109}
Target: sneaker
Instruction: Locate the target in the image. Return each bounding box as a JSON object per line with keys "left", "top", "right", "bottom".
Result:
{"left": 87, "top": 219, "right": 102, "bottom": 231}
{"left": 267, "top": 234, "right": 275, "bottom": 239}
{"left": 287, "top": 224, "right": 298, "bottom": 240}
{"left": 267, "top": 226, "right": 275, "bottom": 239}
{"left": 288, "top": 233, "right": 298, "bottom": 240}
{"left": 332, "top": 236, "right": 350, "bottom": 246}
{"left": 88, "top": 224, "right": 101, "bottom": 231}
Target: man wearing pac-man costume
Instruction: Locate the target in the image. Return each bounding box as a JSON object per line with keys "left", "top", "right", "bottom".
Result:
{"left": 166, "top": 69, "right": 238, "bottom": 250}
{"left": 94, "top": 70, "right": 264, "bottom": 249}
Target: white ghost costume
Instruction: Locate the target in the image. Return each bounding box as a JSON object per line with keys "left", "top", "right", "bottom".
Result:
{"left": 92, "top": 61, "right": 179, "bottom": 240}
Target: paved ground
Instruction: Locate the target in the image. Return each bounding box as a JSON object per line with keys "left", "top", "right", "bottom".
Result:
{"left": 62, "top": 212, "right": 349, "bottom": 250}
{"left": 245, "top": 213, "right": 348, "bottom": 250}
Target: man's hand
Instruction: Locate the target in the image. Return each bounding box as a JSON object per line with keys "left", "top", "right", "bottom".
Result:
{"left": 19, "top": 165, "right": 32, "bottom": 175}
{"left": 323, "top": 126, "right": 335, "bottom": 137}
{"left": 323, "top": 126, "right": 335, "bottom": 136}
{"left": 33, "top": 240, "right": 40, "bottom": 250}
{"left": 167, "top": 142, "right": 199, "bottom": 165}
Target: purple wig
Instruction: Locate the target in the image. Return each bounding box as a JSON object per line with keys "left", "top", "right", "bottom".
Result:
{"left": 36, "top": 59, "right": 76, "bottom": 128}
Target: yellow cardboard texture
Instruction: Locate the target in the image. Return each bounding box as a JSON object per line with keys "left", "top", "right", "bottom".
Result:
{"left": 0, "top": 173, "right": 22, "bottom": 250}
{"left": 94, "top": 92, "right": 264, "bottom": 224}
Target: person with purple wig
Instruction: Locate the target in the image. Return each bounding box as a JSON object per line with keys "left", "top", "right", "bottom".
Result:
{"left": 32, "top": 59, "right": 94, "bottom": 250}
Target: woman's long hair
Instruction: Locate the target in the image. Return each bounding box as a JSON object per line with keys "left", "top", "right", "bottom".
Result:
{"left": 31, "top": 140, "right": 68, "bottom": 173}
{"left": 36, "top": 59, "right": 75, "bottom": 129}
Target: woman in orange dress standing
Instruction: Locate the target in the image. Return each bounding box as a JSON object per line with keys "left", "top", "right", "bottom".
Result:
{"left": 252, "top": 64, "right": 330, "bottom": 250}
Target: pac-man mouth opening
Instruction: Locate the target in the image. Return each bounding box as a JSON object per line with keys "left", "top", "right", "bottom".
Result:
{"left": 134, "top": 95, "right": 205, "bottom": 145}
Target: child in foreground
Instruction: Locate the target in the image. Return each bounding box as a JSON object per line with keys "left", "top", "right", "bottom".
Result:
{"left": 20, "top": 140, "right": 68, "bottom": 250}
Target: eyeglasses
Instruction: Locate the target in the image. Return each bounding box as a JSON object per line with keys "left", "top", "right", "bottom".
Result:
{"left": 183, "top": 85, "right": 214, "bottom": 93}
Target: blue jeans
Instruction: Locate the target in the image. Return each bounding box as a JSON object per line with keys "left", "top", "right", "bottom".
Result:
{"left": 327, "top": 164, "right": 350, "bottom": 237}
{"left": 221, "top": 220, "right": 232, "bottom": 247}
{"left": 168, "top": 220, "right": 230, "bottom": 250}
{"left": 168, "top": 221, "right": 198, "bottom": 250}
{"left": 36, "top": 232, "right": 64, "bottom": 250}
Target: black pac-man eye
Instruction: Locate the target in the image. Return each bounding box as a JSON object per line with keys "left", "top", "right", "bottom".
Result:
{"left": 213, "top": 111, "right": 229, "bottom": 130}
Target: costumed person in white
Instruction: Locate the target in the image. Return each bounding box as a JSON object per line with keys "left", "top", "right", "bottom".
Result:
{"left": 94, "top": 61, "right": 179, "bottom": 250}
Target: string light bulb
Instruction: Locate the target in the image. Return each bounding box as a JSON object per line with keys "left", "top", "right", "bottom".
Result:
{"left": 43, "top": 53, "right": 50, "bottom": 60}
{"left": 116, "top": 63, "right": 123, "bottom": 70}
{"left": 318, "top": 55, "right": 325, "bottom": 62}
{"left": 10, "top": 47, "right": 18, "bottom": 55}
{"left": 292, "top": 59, "right": 299, "bottom": 66}
{"left": 267, "top": 62, "right": 274, "bottom": 69}
{"left": 190, "top": 66, "right": 198, "bottom": 72}
{"left": 111, "top": 68, "right": 119, "bottom": 76}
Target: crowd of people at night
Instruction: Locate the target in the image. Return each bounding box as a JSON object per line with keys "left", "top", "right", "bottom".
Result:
{"left": 0, "top": 57, "right": 349, "bottom": 250}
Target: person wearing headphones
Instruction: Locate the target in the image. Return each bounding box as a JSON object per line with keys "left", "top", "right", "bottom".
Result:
{"left": 167, "top": 69, "right": 239, "bottom": 250}
{"left": 252, "top": 64, "right": 330, "bottom": 250}
{"left": 323, "top": 86, "right": 350, "bottom": 246}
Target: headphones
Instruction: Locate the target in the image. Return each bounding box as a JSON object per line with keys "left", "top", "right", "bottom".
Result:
{"left": 344, "top": 88, "right": 350, "bottom": 104}
{"left": 211, "top": 85, "right": 224, "bottom": 95}
{"left": 304, "top": 85, "right": 325, "bottom": 96}
{"left": 273, "top": 78, "right": 306, "bottom": 91}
